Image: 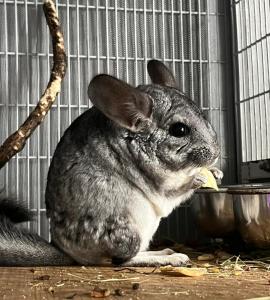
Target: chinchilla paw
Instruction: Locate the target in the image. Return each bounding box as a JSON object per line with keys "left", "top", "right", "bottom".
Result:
{"left": 209, "top": 167, "right": 223, "bottom": 180}
{"left": 191, "top": 174, "right": 208, "bottom": 189}
{"left": 121, "top": 251, "right": 190, "bottom": 267}
{"left": 163, "top": 253, "right": 191, "bottom": 266}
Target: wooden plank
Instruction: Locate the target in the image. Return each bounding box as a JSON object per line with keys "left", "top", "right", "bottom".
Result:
{"left": 0, "top": 266, "right": 269, "bottom": 299}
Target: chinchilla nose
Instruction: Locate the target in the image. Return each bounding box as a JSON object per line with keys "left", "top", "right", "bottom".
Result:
{"left": 206, "top": 135, "right": 220, "bottom": 163}
{"left": 204, "top": 120, "right": 220, "bottom": 161}
{"left": 187, "top": 139, "right": 220, "bottom": 166}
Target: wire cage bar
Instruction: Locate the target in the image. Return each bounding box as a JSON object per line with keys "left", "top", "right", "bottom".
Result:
{"left": 232, "top": 0, "right": 270, "bottom": 163}
{"left": 0, "top": 0, "right": 235, "bottom": 243}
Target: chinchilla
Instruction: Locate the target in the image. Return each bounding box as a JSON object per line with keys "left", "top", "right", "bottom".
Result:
{"left": 0, "top": 60, "right": 222, "bottom": 266}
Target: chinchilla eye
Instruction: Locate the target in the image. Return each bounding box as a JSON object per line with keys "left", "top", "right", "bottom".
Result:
{"left": 169, "top": 122, "right": 190, "bottom": 138}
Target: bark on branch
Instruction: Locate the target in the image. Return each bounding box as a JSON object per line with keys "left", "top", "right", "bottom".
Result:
{"left": 0, "top": 0, "right": 66, "bottom": 169}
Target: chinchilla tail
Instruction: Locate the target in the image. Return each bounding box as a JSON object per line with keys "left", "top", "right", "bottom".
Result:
{"left": 0, "top": 197, "right": 74, "bottom": 266}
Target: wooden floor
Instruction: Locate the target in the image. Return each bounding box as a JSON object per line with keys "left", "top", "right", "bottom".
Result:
{"left": 0, "top": 266, "right": 269, "bottom": 300}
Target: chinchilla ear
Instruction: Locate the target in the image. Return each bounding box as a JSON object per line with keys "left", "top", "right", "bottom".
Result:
{"left": 147, "top": 60, "right": 177, "bottom": 88}
{"left": 88, "top": 74, "right": 153, "bottom": 132}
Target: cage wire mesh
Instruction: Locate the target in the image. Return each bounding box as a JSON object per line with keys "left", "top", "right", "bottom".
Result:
{"left": 232, "top": 0, "right": 270, "bottom": 164}
{"left": 0, "top": 0, "right": 235, "bottom": 243}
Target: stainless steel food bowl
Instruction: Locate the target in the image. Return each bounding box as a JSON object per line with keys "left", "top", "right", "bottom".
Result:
{"left": 191, "top": 188, "right": 235, "bottom": 237}
{"left": 191, "top": 184, "right": 270, "bottom": 249}
{"left": 229, "top": 184, "right": 270, "bottom": 249}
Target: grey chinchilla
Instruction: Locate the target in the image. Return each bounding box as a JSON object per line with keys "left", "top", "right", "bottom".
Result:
{"left": 0, "top": 60, "right": 221, "bottom": 266}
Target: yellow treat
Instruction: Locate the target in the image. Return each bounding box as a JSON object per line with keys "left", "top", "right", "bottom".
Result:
{"left": 200, "top": 168, "right": 219, "bottom": 191}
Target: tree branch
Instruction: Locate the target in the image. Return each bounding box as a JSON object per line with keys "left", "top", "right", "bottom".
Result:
{"left": 0, "top": 0, "right": 66, "bottom": 169}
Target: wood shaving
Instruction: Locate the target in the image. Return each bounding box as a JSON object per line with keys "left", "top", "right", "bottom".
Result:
{"left": 160, "top": 266, "right": 207, "bottom": 277}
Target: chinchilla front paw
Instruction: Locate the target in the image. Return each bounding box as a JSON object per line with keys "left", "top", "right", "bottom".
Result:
{"left": 120, "top": 249, "right": 190, "bottom": 267}
{"left": 209, "top": 167, "right": 223, "bottom": 180}
{"left": 191, "top": 174, "right": 208, "bottom": 189}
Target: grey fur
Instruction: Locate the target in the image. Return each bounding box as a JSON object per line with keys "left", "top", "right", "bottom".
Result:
{"left": 0, "top": 60, "right": 220, "bottom": 266}
{"left": 46, "top": 61, "right": 220, "bottom": 265}
{"left": 0, "top": 198, "right": 74, "bottom": 266}
{"left": 0, "top": 197, "right": 32, "bottom": 223}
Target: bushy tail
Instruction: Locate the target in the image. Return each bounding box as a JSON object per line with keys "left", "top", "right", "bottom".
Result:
{"left": 0, "top": 197, "right": 74, "bottom": 266}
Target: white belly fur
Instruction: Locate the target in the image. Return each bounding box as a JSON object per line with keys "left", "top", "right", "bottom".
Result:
{"left": 128, "top": 190, "right": 194, "bottom": 251}
{"left": 128, "top": 167, "right": 200, "bottom": 251}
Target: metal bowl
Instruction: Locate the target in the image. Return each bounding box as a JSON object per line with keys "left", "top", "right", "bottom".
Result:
{"left": 191, "top": 188, "right": 235, "bottom": 237}
{"left": 229, "top": 184, "right": 270, "bottom": 249}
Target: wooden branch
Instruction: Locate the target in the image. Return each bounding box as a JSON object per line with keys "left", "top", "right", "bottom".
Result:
{"left": 0, "top": 0, "right": 67, "bottom": 169}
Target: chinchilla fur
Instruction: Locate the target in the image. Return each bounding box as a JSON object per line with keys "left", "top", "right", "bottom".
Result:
{"left": 0, "top": 60, "right": 221, "bottom": 266}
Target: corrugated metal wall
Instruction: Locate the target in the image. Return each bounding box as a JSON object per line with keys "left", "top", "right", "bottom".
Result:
{"left": 0, "top": 0, "right": 235, "bottom": 242}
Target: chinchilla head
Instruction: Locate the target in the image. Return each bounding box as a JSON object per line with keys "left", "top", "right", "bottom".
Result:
{"left": 88, "top": 60, "right": 220, "bottom": 174}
